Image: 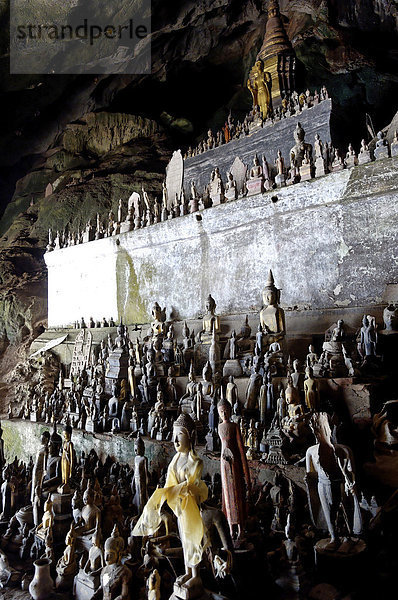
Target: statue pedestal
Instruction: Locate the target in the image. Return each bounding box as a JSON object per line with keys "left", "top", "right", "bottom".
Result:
{"left": 171, "top": 579, "right": 207, "bottom": 600}
{"left": 275, "top": 173, "right": 286, "bottom": 187}
{"left": 314, "top": 538, "right": 367, "bottom": 583}
{"left": 345, "top": 155, "right": 358, "bottom": 168}
{"left": 74, "top": 572, "right": 100, "bottom": 600}
{"left": 51, "top": 492, "right": 73, "bottom": 542}
{"left": 85, "top": 418, "right": 97, "bottom": 433}
{"left": 358, "top": 150, "right": 372, "bottom": 164}
{"left": 225, "top": 188, "right": 237, "bottom": 201}
{"left": 299, "top": 163, "right": 312, "bottom": 181}
{"left": 120, "top": 220, "right": 134, "bottom": 234}
{"left": 374, "top": 145, "right": 390, "bottom": 160}
{"left": 391, "top": 141, "right": 398, "bottom": 157}
{"left": 222, "top": 359, "right": 243, "bottom": 378}
{"left": 246, "top": 178, "right": 264, "bottom": 196}
{"left": 30, "top": 411, "right": 38, "bottom": 422}
{"left": 315, "top": 156, "right": 327, "bottom": 177}
{"left": 210, "top": 193, "right": 224, "bottom": 206}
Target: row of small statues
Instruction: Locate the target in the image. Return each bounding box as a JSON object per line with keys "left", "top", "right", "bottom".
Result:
{"left": 45, "top": 119, "right": 398, "bottom": 254}
{"left": 183, "top": 87, "right": 330, "bottom": 159}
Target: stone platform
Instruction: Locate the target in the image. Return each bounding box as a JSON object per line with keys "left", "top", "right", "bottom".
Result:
{"left": 44, "top": 156, "right": 398, "bottom": 329}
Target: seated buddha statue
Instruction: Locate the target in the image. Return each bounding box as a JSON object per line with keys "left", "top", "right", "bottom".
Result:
{"left": 36, "top": 496, "right": 54, "bottom": 541}
{"left": 75, "top": 525, "right": 104, "bottom": 596}
{"left": 259, "top": 270, "right": 285, "bottom": 343}
{"left": 197, "top": 295, "right": 220, "bottom": 342}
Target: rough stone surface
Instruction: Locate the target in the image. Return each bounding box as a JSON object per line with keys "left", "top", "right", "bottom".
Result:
{"left": 45, "top": 157, "right": 398, "bottom": 328}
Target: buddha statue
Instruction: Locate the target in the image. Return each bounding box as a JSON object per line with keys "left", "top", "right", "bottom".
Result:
{"left": 92, "top": 535, "right": 132, "bottom": 600}
{"left": 200, "top": 361, "right": 214, "bottom": 398}
{"left": 42, "top": 424, "right": 62, "bottom": 492}
{"left": 198, "top": 294, "right": 220, "bottom": 340}
{"left": 290, "top": 122, "right": 312, "bottom": 169}
{"left": 179, "top": 362, "right": 198, "bottom": 414}
{"left": 150, "top": 302, "right": 166, "bottom": 340}
{"left": 304, "top": 367, "right": 320, "bottom": 411}
{"left": 132, "top": 435, "right": 149, "bottom": 515}
{"left": 247, "top": 59, "right": 272, "bottom": 119}
{"left": 56, "top": 524, "right": 78, "bottom": 590}
{"left": 75, "top": 525, "right": 104, "bottom": 597}
{"left": 259, "top": 270, "right": 285, "bottom": 341}
{"left": 36, "top": 495, "right": 54, "bottom": 541}
{"left": 225, "top": 172, "right": 238, "bottom": 201}
{"left": 31, "top": 430, "right": 50, "bottom": 502}
{"left": 133, "top": 413, "right": 208, "bottom": 596}
{"left": 246, "top": 155, "right": 265, "bottom": 196}
{"left": 58, "top": 425, "right": 74, "bottom": 494}
{"left": 79, "top": 487, "right": 101, "bottom": 536}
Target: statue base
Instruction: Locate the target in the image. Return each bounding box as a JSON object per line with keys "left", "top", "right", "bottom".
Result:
{"left": 374, "top": 146, "right": 390, "bottom": 160}
{"left": 225, "top": 189, "right": 237, "bottom": 201}
{"left": 222, "top": 359, "right": 243, "bottom": 378}
{"left": 205, "top": 430, "right": 220, "bottom": 453}
{"left": 210, "top": 193, "right": 224, "bottom": 206}
{"left": 74, "top": 571, "right": 100, "bottom": 600}
{"left": 275, "top": 173, "right": 286, "bottom": 187}
{"left": 299, "top": 163, "right": 312, "bottom": 181}
{"left": 56, "top": 571, "right": 78, "bottom": 591}
{"left": 391, "top": 141, "right": 398, "bottom": 157}
{"left": 85, "top": 418, "right": 97, "bottom": 433}
{"left": 171, "top": 580, "right": 207, "bottom": 600}
{"left": 314, "top": 538, "right": 367, "bottom": 583}
{"left": 246, "top": 178, "right": 264, "bottom": 196}
{"left": 30, "top": 411, "right": 38, "bottom": 422}
{"left": 315, "top": 157, "right": 327, "bottom": 177}
{"left": 358, "top": 151, "right": 372, "bottom": 164}
{"left": 345, "top": 155, "right": 358, "bottom": 168}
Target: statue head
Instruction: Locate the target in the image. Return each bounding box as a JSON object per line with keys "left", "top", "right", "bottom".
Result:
{"left": 305, "top": 366, "right": 313, "bottom": 378}
{"left": 205, "top": 294, "right": 216, "bottom": 314}
{"left": 294, "top": 122, "right": 305, "bottom": 145}
{"left": 83, "top": 487, "right": 94, "bottom": 506}
{"left": 152, "top": 302, "right": 162, "bottom": 321}
{"left": 383, "top": 304, "right": 398, "bottom": 331}
{"left": 44, "top": 495, "right": 53, "bottom": 512}
{"left": 262, "top": 270, "right": 280, "bottom": 306}
{"left": 293, "top": 359, "right": 299, "bottom": 372}
{"left": 104, "top": 536, "right": 120, "bottom": 566}
{"left": 134, "top": 434, "right": 145, "bottom": 457}
{"left": 173, "top": 413, "right": 195, "bottom": 453}
{"left": 65, "top": 524, "right": 75, "bottom": 547}
{"left": 63, "top": 425, "right": 72, "bottom": 442}
{"left": 41, "top": 430, "right": 51, "bottom": 447}
{"left": 202, "top": 361, "right": 212, "bottom": 382}
{"left": 217, "top": 397, "right": 232, "bottom": 422}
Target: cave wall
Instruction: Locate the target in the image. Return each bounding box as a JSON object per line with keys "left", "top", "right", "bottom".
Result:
{"left": 44, "top": 155, "right": 398, "bottom": 328}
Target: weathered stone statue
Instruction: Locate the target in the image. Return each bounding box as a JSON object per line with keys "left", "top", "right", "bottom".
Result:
{"left": 305, "top": 412, "right": 362, "bottom": 551}
{"left": 31, "top": 430, "right": 50, "bottom": 502}
{"left": 209, "top": 167, "right": 225, "bottom": 206}
{"left": 217, "top": 397, "right": 251, "bottom": 546}
{"left": 358, "top": 138, "right": 373, "bottom": 164}
{"left": 225, "top": 172, "right": 238, "bottom": 201}
{"left": 92, "top": 534, "right": 132, "bottom": 600}
{"left": 290, "top": 122, "right": 312, "bottom": 169}
{"left": 56, "top": 524, "right": 78, "bottom": 590}
{"left": 246, "top": 155, "right": 265, "bottom": 196}
{"left": 132, "top": 435, "right": 148, "bottom": 515}
{"left": 133, "top": 414, "right": 208, "bottom": 598}
{"left": 359, "top": 315, "right": 378, "bottom": 362}
{"left": 374, "top": 130, "right": 390, "bottom": 160}
{"left": 383, "top": 304, "right": 398, "bottom": 332}
{"left": 42, "top": 425, "right": 62, "bottom": 493}
{"left": 80, "top": 486, "right": 101, "bottom": 536}
{"left": 198, "top": 294, "right": 220, "bottom": 341}
{"left": 259, "top": 270, "right": 285, "bottom": 342}
{"left": 74, "top": 525, "right": 104, "bottom": 600}
{"left": 244, "top": 363, "right": 262, "bottom": 410}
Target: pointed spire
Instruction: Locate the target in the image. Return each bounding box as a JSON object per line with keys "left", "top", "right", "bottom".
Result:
{"left": 266, "top": 269, "right": 275, "bottom": 288}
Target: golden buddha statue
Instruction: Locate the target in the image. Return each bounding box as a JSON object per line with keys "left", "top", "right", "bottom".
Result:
{"left": 133, "top": 413, "right": 208, "bottom": 595}
{"left": 36, "top": 495, "right": 54, "bottom": 540}
{"left": 247, "top": 59, "right": 272, "bottom": 119}
{"left": 259, "top": 270, "right": 285, "bottom": 340}
{"left": 59, "top": 425, "right": 74, "bottom": 493}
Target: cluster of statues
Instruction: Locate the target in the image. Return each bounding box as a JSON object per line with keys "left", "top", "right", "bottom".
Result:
{"left": 184, "top": 87, "right": 330, "bottom": 159}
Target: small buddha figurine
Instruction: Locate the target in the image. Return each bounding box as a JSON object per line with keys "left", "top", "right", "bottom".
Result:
{"left": 246, "top": 419, "right": 258, "bottom": 460}
{"left": 304, "top": 366, "right": 320, "bottom": 411}
{"left": 226, "top": 376, "right": 238, "bottom": 407}
{"left": 92, "top": 535, "right": 132, "bottom": 600}
{"left": 56, "top": 524, "right": 78, "bottom": 590}
{"left": 58, "top": 425, "right": 74, "bottom": 493}
{"left": 200, "top": 361, "right": 214, "bottom": 398}
{"left": 79, "top": 524, "right": 104, "bottom": 585}
{"left": 200, "top": 294, "right": 220, "bottom": 338}
{"left": 132, "top": 434, "right": 149, "bottom": 515}
{"left": 259, "top": 271, "right": 285, "bottom": 341}
{"left": 36, "top": 495, "right": 54, "bottom": 539}
{"left": 31, "top": 430, "right": 50, "bottom": 502}
{"left": 147, "top": 568, "right": 161, "bottom": 600}
{"left": 80, "top": 486, "right": 101, "bottom": 534}
{"left": 249, "top": 155, "right": 263, "bottom": 179}
{"left": 306, "top": 345, "right": 319, "bottom": 368}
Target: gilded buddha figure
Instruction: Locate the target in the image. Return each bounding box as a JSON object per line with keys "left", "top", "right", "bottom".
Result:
{"left": 247, "top": 59, "right": 272, "bottom": 119}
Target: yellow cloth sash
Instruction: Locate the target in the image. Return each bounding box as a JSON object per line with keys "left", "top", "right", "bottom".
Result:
{"left": 133, "top": 451, "right": 208, "bottom": 566}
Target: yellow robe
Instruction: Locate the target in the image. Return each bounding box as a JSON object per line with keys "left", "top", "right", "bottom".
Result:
{"left": 133, "top": 451, "right": 208, "bottom": 566}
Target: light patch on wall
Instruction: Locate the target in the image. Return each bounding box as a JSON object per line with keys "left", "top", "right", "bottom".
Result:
{"left": 333, "top": 284, "right": 342, "bottom": 296}
{"left": 335, "top": 298, "right": 352, "bottom": 307}
{"left": 338, "top": 238, "right": 352, "bottom": 264}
